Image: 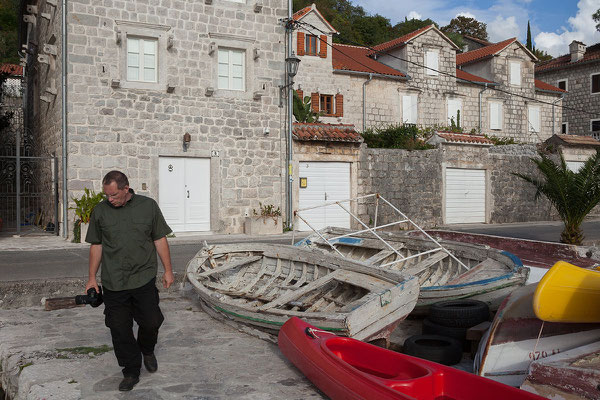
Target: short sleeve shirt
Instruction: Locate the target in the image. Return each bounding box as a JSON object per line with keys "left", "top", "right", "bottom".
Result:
{"left": 86, "top": 191, "right": 172, "bottom": 291}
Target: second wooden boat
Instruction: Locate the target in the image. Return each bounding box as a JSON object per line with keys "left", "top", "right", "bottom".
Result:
{"left": 186, "top": 243, "right": 419, "bottom": 342}
{"left": 296, "top": 227, "right": 528, "bottom": 312}
{"left": 533, "top": 260, "right": 600, "bottom": 323}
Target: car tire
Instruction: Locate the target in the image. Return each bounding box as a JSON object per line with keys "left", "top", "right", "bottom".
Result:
{"left": 429, "top": 300, "right": 489, "bottom": 328}
{"left": 422, "top": 318, "right": 467, "bottom": 342}
{"left": 403, "top": 334, "right": 463, "bottom": 366}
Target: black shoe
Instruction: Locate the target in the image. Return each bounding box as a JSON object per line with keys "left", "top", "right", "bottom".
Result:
{"left": 143, "top": 353, "right": 158, "bottom": 373}
{"left": 119, "top": 376, "right": 139, "bottom": 391}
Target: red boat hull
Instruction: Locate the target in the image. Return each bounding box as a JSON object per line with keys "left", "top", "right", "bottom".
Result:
{"left": 278, "top": 317, "right": 546, "bottom": 400}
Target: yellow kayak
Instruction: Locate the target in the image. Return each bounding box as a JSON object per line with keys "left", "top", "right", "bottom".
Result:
{"left": 533, "top": 261, "right": 600, "bottom": 323}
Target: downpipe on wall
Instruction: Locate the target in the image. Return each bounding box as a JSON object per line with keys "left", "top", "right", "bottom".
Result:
{"left": 552, "top": 94, "right": 564, "bottom": 135}
{"left": 61, "top": 0, "right": 68, "bottom": 237}
{"left": 362, "top": 73, "right": 373, "bottom": 132}
{"left": 478, "top": 83, "right": 488, "bottom": 133}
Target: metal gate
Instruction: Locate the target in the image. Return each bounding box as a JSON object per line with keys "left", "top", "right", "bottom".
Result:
{"left": 0, "top": 74, "right": 58, "bottom": 235}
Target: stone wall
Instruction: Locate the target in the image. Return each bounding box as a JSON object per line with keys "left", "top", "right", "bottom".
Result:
{"left": 24, "top": 0, "right": 288, "bottom": 235}
{"left": 357, "top": 144, "right": 555, "bottom": 229}
{"left": 536, "top": 62, "right": 600, "bottom": 136}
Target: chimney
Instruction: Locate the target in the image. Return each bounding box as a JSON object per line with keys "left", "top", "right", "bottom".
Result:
{"left": 569, "top": 40, "right": 585, "bottom": 63}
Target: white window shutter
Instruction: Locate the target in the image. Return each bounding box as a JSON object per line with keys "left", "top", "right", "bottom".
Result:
{"left": 447, "top": 98, "right": 462, "bottom": 124}
{"left": 528, "top": 106, "right": 540, "bottom": 133}
{"left": 426, "top": 50, "right": 439, "bottom": 76}
{"left": 490, "top": 102, "right": 502, "bottom": 130}
{"left": 402, "top": 95, "right": 417, "bottom": 124}
{"left": 510, "top": 61, "right": 521, "bottom": 86}
{"left": 218, "top": 49, "right": 245, "bottom": 90}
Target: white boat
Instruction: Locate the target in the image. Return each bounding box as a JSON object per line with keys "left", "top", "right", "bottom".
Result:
{"left": 296, "top": 226, "right": 528, "bottom": 313}
{"left": 474, "top": 283, "right": 600, "bottom": 387}
{"left": 186, "top": 243, "right": 419, "bottom": 343}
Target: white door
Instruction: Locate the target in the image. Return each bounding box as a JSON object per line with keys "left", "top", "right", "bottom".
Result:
{"left": 159, "top": 157, "right": 210, "bottom": 232}
{"left": 298, "top": 162, "right": 350, "bottom": 231}
{"left": 445, "top": 168, "right": 486, "bottom": 224}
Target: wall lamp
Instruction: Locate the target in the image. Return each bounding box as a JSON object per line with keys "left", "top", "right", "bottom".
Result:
{"left": 183, "top": 132, "right": 191, "bottom": 151}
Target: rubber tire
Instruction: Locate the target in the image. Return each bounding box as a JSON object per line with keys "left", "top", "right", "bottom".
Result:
{"left": 422, "top": 318, "right": 467, "bottom": 342}
{"left": 403, "top": 334, "right": 463, "bottom": 366}
{"left": 428, "top": 300, "right": 489, "bottom": 328}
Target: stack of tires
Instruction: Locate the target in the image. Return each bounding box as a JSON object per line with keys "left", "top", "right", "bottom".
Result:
{"left": 403, "top": 300, "right": 490, "bottom": 366}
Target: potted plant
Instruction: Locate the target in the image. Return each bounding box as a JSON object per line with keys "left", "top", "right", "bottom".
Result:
{"left": 70, "top": 188, "right": 105, "bottom": 243}
{"left": 244, "top": 203, "right": 282, "bottom": 235}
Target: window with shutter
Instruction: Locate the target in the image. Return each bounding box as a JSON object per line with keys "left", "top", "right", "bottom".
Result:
{"left": 334, "top": 93, "right": 343, "bottom": 117}
{"left": 218, "top": 48, "right": 245, "bottom": 91}
{"left": 319, "top": 35, "right": 327, "bottom": 58}
{"left": 489, "top": 102, "right": 503, "bottom": 130}
{"left": 528, "top": 106, "right": 540, "bottom": 133}
{"left": 402, "top": 94, "right": 418, "bottom": 124}
{"left": 510, "top": 61, "right": 521, "bottom": 86}
{"left": 306, "top": 35, "right": 318, "bottom": 56}
{"left": 297, "top": 32, "right": 305, "bottom": 56}
{"left": 320, "top": 94, "right": 333, "bottom": 115}
{"left": 425, "top": 50, "right": 439, "bottom": 76}
{"left": 447, "top": 98, "right": 462, "bottom": 125}
{"left": 127, "top": 37, "right": 157, "bottom": 83}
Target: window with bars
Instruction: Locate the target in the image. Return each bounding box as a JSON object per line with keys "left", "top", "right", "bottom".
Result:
{"left": 127, "top": 37, "right": 157, "bottom": 83}
{"left": 320, "top": 94, "right": 333, "bottom": 115}
{"left": 218, "top": 48, "right": 245, "bottom": 91}
{"left": 306, "top": 35, "right": 318, "bottom": 56}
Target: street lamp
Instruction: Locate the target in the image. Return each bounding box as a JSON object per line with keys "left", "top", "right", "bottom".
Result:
{"left": 285, "top": 49, "right": 300, "bottom": 231}
{"left": 285, "top": 53, "right": 300, "bottom": 78}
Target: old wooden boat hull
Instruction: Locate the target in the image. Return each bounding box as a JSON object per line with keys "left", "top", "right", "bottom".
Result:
{"left": 296, "top": 227, "right": 528, "bottom": 313}
{"left": 278, "top": 317, "right": 546, "bottom": 400}
{"left": 475, "top": 283, "right": 600, "bottom": 387}
{"left": 521, "top": 341, "right": 600, "bottom": 400}
{"left": 186, "top": 243, "right": 419, "bottom": 342}
{"left": 533, "top": 261, "right": 600, "bottom": 323}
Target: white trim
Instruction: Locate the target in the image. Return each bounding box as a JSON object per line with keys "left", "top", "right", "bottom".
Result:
{"left": 218, "top": 48, "right": 246, "bottom": 91}
{"left": 489, "top": 101, "right": 503, "bottom": 130}
{"left": 447, "top": 98, "right": 462, "bottom": 125}
{"left": 557, "top": 78, "right": 568, "bottom": 92}
{"left": 528, "top": 105, "right": 540, "bottom": 133}
{"left": 562, "top": 122, "right": 568, "bottom": 134}
{"left": 509, "top": 61, "right": 521, "bottom": 87}
{"left": 127, "top": 37, "right": 158, "bottom": 83}
{"left": 591, "top": 119, "right": 600, "bottom": 133}
{"left": 425, "top": 49, "right": 439, "bottom": 76}
{"left": 401, "top": 93, "right": 418, "bottom": 124}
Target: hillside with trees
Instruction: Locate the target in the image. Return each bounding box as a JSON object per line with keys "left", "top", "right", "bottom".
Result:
{"left": 0, "top": 0, "right": 20, "bottom": 64}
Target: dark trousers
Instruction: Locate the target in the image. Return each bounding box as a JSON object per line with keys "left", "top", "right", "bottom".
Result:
{"left": 103, "top": 278, "right": 164, "bottom": 377}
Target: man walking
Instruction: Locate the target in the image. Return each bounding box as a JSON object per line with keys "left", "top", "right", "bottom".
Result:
{"left": 85, "top": 170, "right": 174, "bottom": 391}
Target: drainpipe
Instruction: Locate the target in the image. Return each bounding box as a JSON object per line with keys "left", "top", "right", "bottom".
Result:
{"left": 61, "top": 0, "right": 68, "bottom": 237}
{"left": 362, "top": 73, "right": 373, "bottom": 132}
{"left": 552, "top": 94, "right": 564, "bottom": 135}
{"left": 478, "top": 83, "right": 488, "bottom": 133}
{"left": 286, "top": 0, "right": 293, "bottom": 230}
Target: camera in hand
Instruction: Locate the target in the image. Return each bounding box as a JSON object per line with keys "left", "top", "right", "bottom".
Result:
{"left": 75, "top": 286, "right": 103, "bottom": 307}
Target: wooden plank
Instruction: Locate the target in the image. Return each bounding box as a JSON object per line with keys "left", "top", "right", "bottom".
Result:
{"left": 253, "top": 257, "right": 282, "bottom": 296}
{"left": 197, "top": 255, "right": 262, "bottom": 277}
{"left": 333, "top": 269, "right": 392, "bottom": 292}
{"left": 240, "top": 256, "right": 269, "bottom": 293}
{"left": 290, "top": 262, "right": 308, "bottom": 288}
{"left": 258, "top": 270, "right": 341, "bottom": 311}
{"left": 363, "top": 250, "right": 394, "bottom": 266}
{"left": 44, "top": 297, "right": 83, "bottom": 311}
{"left": 403, "top": 251, "right": 449, "bottom": 276}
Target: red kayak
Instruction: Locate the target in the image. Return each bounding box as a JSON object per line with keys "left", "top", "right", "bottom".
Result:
{"left": 278, "top": 317, "right": 546, "bottom": 400}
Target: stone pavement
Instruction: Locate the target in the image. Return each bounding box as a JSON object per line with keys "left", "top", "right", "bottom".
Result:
{"left": 0, "top": 290, "right": 325, "bottom": 400}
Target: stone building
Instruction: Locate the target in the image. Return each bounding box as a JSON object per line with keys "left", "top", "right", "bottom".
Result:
{"left": 292, "top": 4, "right": 564, "bottom": 143}
{"left": 19, "top": 0, "right": 288, "bottom": 235}
{"left": 535, "top": 41, "right": 600, "bottom": 138}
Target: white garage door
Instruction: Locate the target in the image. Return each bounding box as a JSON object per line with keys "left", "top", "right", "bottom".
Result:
{"left": 159, "top": 157, "right": 211, "bottom": 232}
{"left": 298, "top": 162, "right": 350, "bottom": 231}
{"left": 445, "top": 168, "right": 486, "bottom": 224}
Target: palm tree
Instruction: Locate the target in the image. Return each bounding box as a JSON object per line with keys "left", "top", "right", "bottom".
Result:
{"left": 514, "top": 150, "right": 600, "bottom": 245}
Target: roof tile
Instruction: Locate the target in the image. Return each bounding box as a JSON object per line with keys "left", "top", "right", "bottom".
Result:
{"left": 534, "top": 79, "right": 566, "bottom": 93}
{"left": 456, "top": 69, "right": 495, "bottom": 84}
{"left": 436, "top": 132, "right": 494, "bottom": 145}
{"left": 293, "top": 123, "right": 363, "bottom": 143}
{"left": 456, "top": 38, "right": 517, "bottom": 66}
{"left": 332, "top": 43, "right": 406, "bottom": 78}
{"left": 367, "top": 25, "right": 434, "bottom": 55}
{"left": 535, "top": 43, "right": 600, "bottom": 73}
{"left": 0, "top": 63, "right": 23, "bottom": 76}
{"left": 553, "top": 134, "right": 600, "bottom": 146}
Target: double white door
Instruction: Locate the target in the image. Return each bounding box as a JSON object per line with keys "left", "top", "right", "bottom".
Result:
{"left": 159, "top": 157, "right": 210, "bottom": 232}
{"left": 298, "top": 162, "right": 350, "bottom": 231}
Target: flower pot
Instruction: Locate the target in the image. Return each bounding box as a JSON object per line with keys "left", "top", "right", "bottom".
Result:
{"left": 80, "top": 222, "right": 89, "bottom": 243}
{"left": 244, "top": 216, "right": 282, "bottom": 235}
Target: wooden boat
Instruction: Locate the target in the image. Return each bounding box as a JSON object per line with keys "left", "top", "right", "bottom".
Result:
{"left": 296, "top": 227, "right": 528, "bottom": 312}
{"left": 278, "top": 317, "right": 547, "bottom": 400}
{"left": 533, "top": 261, "right": 600, "bottom": 323}
{"left": 186, "top": 243, "right": 419, "bottom": 342}
{"left": 521, "top": 341, "right": 600, "bottom": 400}
{"left": 474, "top": 283, "right": 600, "bottom": 387}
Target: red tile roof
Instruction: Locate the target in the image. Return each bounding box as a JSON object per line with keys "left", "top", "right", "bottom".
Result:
{"left": 368, "top": 25, "right": 434, "bottom": 55}
{"left": 551, "top": 134, "right": 600, "bottom": 146}
{"left": 292, "top": 4, "right": 337, "bottom": 33}
{"left": 332, "top": 43, "right": 407, "bottom": 78}
{"left": 0, "top": 63, "right": 23, "bottom": 77}
{"left": 463, "top": 35, "right": 493, "bottom": 47}
{"left": 292, "top": 5, "right": 312, "bottom": 21}
{"left": 436, "top": 132, "right": 494, "bottom": 145}
{"left": 293, "top": 123, "right": 363, "bottom": 143}
{"left": 535, "top": 43, "right": 600, "bottom": 73}
{"left": 534, "top": 79, "right": 566, "bottom": 93}
{"left": 456, "top": 38, "right": 518, "bottom": 66}
{"left": 456, "top": 69, "right": 495, "bottom": 84}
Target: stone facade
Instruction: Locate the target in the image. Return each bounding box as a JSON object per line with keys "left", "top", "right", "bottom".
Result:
{"left": 21, "top": 0, "right": 288, "bottom": 235}
{"left": 357, "top": 144, "right": 555, "bottom": 228}
{"left": 293, "top": 7, "right": 562, "bottom": 143}
{"left": 535, "top": 42, "right": 600, "bottom": 137}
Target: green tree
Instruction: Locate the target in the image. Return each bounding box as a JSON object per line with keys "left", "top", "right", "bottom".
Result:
{"left": 532, "top": 48, "right": 553, "bottom": 62}
{"left": 292, "top": 90, "right": 320, "bottom": 123}
{"left": 0, "top": 0, "right": 20, "bottom": 64}
{"left": 594, "top": 8, "right": 600, "bottom": 31}
{"left": 526, "top": 21, "right": 532, "bottom": 51}
{"left": 514, "top": 151, "right": 600, "bottom": 245}
{"left": 441, "top": 16, "right": 488, "bottom": 40}
{"left": 393, "top": 18, "right": 437, "bottom": 37}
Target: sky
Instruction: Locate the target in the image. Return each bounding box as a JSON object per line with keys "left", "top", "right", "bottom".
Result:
{"left": 353, "top": 0, "right": 600, "bottom": 57}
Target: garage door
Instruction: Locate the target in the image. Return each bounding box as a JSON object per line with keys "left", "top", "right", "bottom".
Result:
{"left": 445, "top": 168, "right": 486, "bottom": 224}
{"left": 159, "top": 157, "right": 211, "bottom": 232}
{"left": 298, "top": 162, "right": 350, "bottom": 231}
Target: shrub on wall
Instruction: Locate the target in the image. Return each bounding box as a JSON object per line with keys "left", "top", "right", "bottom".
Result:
{"left": 361, "top": 124, "right": 435, "bottom": 150}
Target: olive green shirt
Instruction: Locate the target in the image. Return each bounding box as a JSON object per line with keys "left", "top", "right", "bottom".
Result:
{"left": 86, "top": 191, "right": 172, "bottom": 291}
